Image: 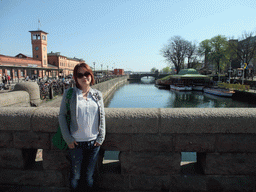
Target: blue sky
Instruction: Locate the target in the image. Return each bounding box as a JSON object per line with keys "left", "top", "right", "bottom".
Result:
{"left": 1, "top": 0, "right": 256, "bottom": 72}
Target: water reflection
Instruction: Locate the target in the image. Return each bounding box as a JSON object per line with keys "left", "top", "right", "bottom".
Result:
{"left": 167, "top": 90, "right": 256, "bottom": 108}
{"left": 141, "top": 76, "right": 155, "bottom": 84}
{"left": 105, "top": 81, "right": 256, "bottom": 162}
{"left": 106, "top": 82, "right": 256, "bottom": 108}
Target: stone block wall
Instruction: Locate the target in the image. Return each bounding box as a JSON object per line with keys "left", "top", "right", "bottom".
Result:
{"left": 0, "top": 91, "right": 30, "bottom": 107}
{"left": 0, "top": 108, "right": 255, "bottom": 191}
{"left": 92, "top": 76, "right": 128, "bottom": 100}
{"left": 0, "top": 82, "right": 41, "bottom": 107}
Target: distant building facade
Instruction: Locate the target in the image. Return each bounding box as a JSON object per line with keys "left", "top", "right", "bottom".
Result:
{"left": 113, "top": 69, "right": 124, "bottom": 75}
{"left": 48, "top": 52, "right": 84, "bottom": 77}
{"left": 0, "top": 30, "right": 84, "bottom": 80}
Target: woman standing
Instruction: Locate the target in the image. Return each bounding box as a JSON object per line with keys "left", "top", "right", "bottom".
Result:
{"left": 59, "top": 63, "right": 105, "bottom": 192}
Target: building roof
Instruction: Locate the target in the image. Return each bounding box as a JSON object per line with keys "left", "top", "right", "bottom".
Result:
{"left": 15, "top": 53, "right": 31, "bottom": 59}
{"left": 47, "top": 64, "right": 58, "bottom": 69}
{"left": 29, "top": 30, "right": 48, "bottom": 34}
{"left": 169, "top": 69, "right": 210, "bottom": 79}
{"left": 47, "top": 52, "right": 84, "bottom": 61}
{"left": 177, "top": 69, "right": 200, "bottom": 75}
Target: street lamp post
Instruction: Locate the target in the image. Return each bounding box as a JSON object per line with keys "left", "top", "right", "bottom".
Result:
{"left": 228, "top": 60, "right": 232, "bottom": 84}
{"left": 93, "top": 62, "right": 95, "bottom": 74}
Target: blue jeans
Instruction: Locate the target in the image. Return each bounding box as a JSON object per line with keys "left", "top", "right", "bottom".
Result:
{"left": 68, "top": 140, "right": 100, "bottom": 192}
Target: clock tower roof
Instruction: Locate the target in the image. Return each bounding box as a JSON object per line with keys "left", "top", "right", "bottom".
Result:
{"left": 29, "top": 30, "right": 48, "bottom": 34}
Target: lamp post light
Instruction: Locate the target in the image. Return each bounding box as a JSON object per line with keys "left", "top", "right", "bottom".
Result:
{"left": 101, "top": 64, "right": 103, "bottom": 72}
{"left": 93, "top": 62, "right": 95, "bottom": 74}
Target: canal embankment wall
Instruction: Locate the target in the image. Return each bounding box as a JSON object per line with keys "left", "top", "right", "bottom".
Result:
{"left": 233, "top": 90, "right": 256, "bottom": 103}
{"left": 0, "top": 107, "right": 256, "bottom": 191}
{"left": 92, "top": 75, "right": 128, "bottom": 102}
{"left": 0, "top": 76, "right": 128, "bottom": 107}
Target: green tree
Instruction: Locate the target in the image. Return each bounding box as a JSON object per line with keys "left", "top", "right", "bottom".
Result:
{"left": 161, "top": 66, "right": 172, "bottom": 73}
{"left": 150, "top": 67, "right": 157, "bottom": 73}
{"left": 209, "top": 35, "right": 228, "bottom": 74}
{"left": 198, "top": 39, "right": 211, "bottom": 68}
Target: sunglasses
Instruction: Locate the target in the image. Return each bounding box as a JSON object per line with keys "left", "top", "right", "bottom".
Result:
{"left": 77, "top": 72, "right": 90, "bottom": 79}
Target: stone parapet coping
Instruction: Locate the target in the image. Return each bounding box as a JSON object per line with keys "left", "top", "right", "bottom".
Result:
{"left": 1, "top": 107, "right": 256, "bottom": 133}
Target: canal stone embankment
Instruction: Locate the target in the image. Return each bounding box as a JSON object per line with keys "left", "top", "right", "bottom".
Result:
{"left": 233, "top": 90, "right": 256, "bottom": 103}
{"left": 0, "top": 76, "right": 128, "bottom": 108}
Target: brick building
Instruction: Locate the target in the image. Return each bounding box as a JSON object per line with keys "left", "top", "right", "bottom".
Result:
{"left": 113, "top": 68, "right": 124, "bottom": 75}
{"left": 48, "top": 52, "right": 84, "bottom": 77}
{"left": 0, "top": 30, "right": 84, "bottom": 80}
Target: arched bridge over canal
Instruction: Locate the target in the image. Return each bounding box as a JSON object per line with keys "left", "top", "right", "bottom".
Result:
{"left": 129, "top": 73, "right": 170, "bottom": 80}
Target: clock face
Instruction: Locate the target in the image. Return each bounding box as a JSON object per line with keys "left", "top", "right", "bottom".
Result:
{"left": 35, "top": 46, "right": 39, "bottom": 51}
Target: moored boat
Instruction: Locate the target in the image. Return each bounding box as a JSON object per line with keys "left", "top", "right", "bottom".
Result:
{"left": 203, "top": 88, "right": 235, "bottom": 97}
{"left": 170, "top": 84, "right": 191, "bottom": 91}
{"left": 185, "top": 86, "right": 193, "bottom": 91}
{"left": 192, "top": 85, "right": 204, "bottom": 91}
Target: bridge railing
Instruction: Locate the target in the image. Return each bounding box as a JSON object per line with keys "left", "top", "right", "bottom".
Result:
{"left": 0, "top": 108, "right": 255, "bottom": 191}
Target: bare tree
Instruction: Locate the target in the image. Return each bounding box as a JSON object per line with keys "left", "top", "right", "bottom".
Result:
{"left": 186, "top": 41, "right": 198, "bottom": 68}
{"left": 150, "top": 67, "right": 157, "bottom": 73}
{"left": 229, "top": 31, "right": 256, "bottom": 66}
{"left": 161, "top": 36, "right": 189, "bottom": 74}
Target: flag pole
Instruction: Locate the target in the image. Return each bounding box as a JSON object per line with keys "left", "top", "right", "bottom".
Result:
{"left": 38, "top": 19, "right": 40, "bottom": 30}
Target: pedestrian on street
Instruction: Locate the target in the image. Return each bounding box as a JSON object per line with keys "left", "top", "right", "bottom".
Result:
{"left": 7, "top": 75, "right": 11, "bottom": 85}
{"left": 59, "top": 63, "right": 105, "bottom": 192}
{"left": 3, "top": 75, "right": 6, "bottom": 87}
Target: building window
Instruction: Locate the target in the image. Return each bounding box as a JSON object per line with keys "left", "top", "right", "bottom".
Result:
{"left": 42, "top": 35, "right": 46, "bottom": 40}
{"left": 36, "top": 55, "right": 38, "bottom": 58}
{"left": 33, "top": 34, "right": 41, "bottom": 40}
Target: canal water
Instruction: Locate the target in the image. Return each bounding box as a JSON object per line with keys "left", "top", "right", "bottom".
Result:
{"left": 104, "top": 77, "right": 256, "bottom": 162}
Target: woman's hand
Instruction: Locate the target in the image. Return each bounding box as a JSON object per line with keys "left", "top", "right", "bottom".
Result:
{"left": 68, "top": 141, "right": 78, "bottom": 149}
{"left": 94, "top": 142, "right": 101, "bottom": 147}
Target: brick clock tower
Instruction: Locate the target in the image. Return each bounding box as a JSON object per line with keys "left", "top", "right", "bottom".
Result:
{"left": 29, "top": 30, "right": 48, "bottom": 67}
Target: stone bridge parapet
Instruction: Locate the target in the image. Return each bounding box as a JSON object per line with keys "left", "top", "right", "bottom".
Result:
{"left": 0, "top": 107, "right": 256, "bottom": 191}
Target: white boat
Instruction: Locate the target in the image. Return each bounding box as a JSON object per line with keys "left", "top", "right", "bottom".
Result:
{"left": 170, "top": 84, "right": 186, "bottom": 91}
{"left": 170, "top": 85, "right": 175, "bottom": 90}
{"left": 203, "top": 88, "right": 235, "bottom": 97}
{"left": 185, "top": 86, "right": 192, "bottom": 91}
{"left": 192, "top": 85, "right": 204, "bottom": 91}
{"left": 175, "top": 86, "right": 186, "bottom": 91}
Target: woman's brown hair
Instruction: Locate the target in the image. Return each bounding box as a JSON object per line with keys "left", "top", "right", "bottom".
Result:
{"left": 73, "top": 63, "right": 95, "bottom": 88}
